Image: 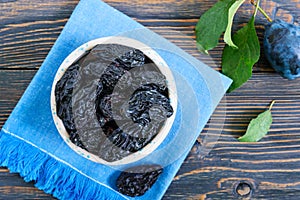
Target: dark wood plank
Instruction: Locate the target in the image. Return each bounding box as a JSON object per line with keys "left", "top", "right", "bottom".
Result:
{"left": 0, "top": 0, "right": 79, "bottom": 69}
{"left": 0, "top": 167, "right": 54, "bottom": 200}
{"left": 2, "top": 0, "right": 298, "bottom": 70}
{"left": 165, "top": 71, "right": 300, "bottom": 199}
{"left": 1, "top": 0, "right": 300, "bottom": 199}
{"left": 0, "top": 70, "right": 37, "bottom": 127}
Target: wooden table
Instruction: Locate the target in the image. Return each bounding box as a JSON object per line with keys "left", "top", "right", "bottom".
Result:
{"left": 1, "top": 0, "right": 300, "bottom": 199}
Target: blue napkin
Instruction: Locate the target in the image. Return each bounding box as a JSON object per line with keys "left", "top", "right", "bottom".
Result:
{"left": 0, "top": 0, "right": 231, "bottom": 199}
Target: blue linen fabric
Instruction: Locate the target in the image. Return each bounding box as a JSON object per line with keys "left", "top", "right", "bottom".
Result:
{"left": 0, "top": 0, "right": 232, "bottom": 199}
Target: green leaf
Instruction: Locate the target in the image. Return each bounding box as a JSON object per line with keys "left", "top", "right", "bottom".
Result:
{"left": 238, "top": 101, "right": 275, "bottom": 142}
{"left": 224, "top": 0, "right": 246, "bottom": 48}
{"left": 222, "top": 16, "right": 260, "bottom": 92}
{"left": 195, "top": 0, "right": 236, "bottom": 54}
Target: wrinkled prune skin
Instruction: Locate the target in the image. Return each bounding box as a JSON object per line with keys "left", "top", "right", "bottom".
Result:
{"left": 55, "top": 44, "right": 174, "bottom": 162}
{"left": 95, "top": 49, "right": 173, "bottom": 161}
{"left": 264, "top": 19, "right": 300, "bottom": 79}
{"left": 116, "top": 164, "right": 163, "bottom": 197}
{"left": 128, "top": 83, "right": 173, "bottom": 126}
{"left": 55, "top": 64, "right": 87, "bottom": 149}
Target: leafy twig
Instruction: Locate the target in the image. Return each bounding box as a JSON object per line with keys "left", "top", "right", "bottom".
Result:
{"left": 195, "top": 0, "right": 272, "bottom": 92}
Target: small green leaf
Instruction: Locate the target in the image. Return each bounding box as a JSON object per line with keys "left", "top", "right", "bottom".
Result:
{"left": 224, "top": 0, "right": 246, "bottom": 48}
{"left": 195, "top": 0, "right": 236, "bottom": 53}
{"left": 238, "top": 101, "right": 275, "bottom": 142}
{"left": 222, "top": 16, "right": 260, "bottom": 92}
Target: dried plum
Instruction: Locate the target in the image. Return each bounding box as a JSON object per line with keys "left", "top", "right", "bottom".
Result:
{"left": 55, "top": 64, "right": 87, "bottom": 149}
{"left": 116, "top": 164, "right": 163, "bottom": 197}
{"left": 54, "top": 43, "right": 174, "bottom": 162}
{"left": 128, "top": 83, "right": 173, "bottom": 126}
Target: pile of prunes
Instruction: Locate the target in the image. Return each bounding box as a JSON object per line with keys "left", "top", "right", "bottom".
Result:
{"left": 55, "top": 44, "right": 174, "bottom": 162}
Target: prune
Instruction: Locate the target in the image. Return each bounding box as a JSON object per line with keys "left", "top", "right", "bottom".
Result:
{"left": 95, "top": 68, "right": 173, "bottom": 160}
{"left": 264, "top": 19, "right": 300, "bottom": 79}
{"left": 55, "top": 64, "right": 87, "bottom": 149}
{"left": 116, "top": 164, "right": 163, "bottom": 197}
{"left": 55, "top": 43, "right": 174, "bottom": 162}
{"left": 128, "top": 83, "right": 173, "bottom": 126}
{"left": 117, "top": 49, "right": 145, "bottom": 69}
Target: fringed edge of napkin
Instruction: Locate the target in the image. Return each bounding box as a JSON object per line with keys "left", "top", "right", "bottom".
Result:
{"left": 0, "top": 130, "right": 125, "bottom": 200}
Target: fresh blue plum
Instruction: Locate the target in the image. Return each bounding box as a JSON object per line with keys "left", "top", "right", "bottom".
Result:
{"left": 264, "top": 19, "right": 300, "bottom": 80}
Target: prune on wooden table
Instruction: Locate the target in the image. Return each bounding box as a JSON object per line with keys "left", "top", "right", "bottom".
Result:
{"left": 116, "top": 164, "right": 163, "bottom": 197}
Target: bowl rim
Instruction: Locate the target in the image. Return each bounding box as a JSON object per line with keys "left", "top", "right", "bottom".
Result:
{"left": 50, "top": 36, "right": 177, "bottom": 166}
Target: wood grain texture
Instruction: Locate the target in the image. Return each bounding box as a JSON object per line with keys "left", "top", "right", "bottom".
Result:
{"left": 1, "top": 0, "right": 300, "bottom": 199}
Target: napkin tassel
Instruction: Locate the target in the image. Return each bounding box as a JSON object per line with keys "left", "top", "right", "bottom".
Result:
{"left": 0, "top": 130, "right": 124, "bottom": 200}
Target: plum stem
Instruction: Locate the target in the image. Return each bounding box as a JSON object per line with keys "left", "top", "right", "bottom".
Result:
{"left": 250, "top": 0, "right": 273, "bottom": 22}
